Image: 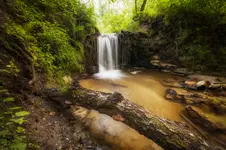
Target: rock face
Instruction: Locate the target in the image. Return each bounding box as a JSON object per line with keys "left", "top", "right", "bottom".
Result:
{"left": 83, "top": 30, "right": 192, "bottom": 72}
{"left": 85, "top": 30, "right": 180, "bottom": 70}
{"left": 84, "top": 34, "right": 99, "bottom": 74}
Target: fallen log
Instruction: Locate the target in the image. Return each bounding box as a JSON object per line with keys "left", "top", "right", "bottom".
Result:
{"left": 184, "top": 106, "right": 226, "bottom": 133}
{"left": 70, "top": 105, "right": 163, "bottom": 150}
{"left": 45, "top": 87, "right": 223, "bottom": 150}
{"left": 180, "top": 112, "right": 208, "bottom": 138}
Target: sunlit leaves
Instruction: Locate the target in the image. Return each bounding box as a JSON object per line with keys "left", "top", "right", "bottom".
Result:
{"left": 3, "top": 97, "right": 15, "bottom": 102}
{"left": 0, "top": 97, "right": 29, "bottom": 150}
{"left": 15, "top": 111, "right": 30, "bottom": 117}
{"left": 9, "top": 107, "right": 23, "bottom": 110}
{"left": 10, "top": 117, "right": 27, "bottom": 125}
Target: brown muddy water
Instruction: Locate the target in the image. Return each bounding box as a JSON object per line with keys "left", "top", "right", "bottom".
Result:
{"left": 80, "top": 70, "right": 184, "bottom": 121}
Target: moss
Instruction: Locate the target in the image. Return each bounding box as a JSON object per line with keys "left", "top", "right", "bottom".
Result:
{"left": 167, "top": 138, "right": 186, "bottom": 149}
{"left": 72, "top": 89, "right": 86, "bottom": 97}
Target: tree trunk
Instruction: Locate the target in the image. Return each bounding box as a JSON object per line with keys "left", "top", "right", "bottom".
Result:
{"left": 140, "top": 0, "right": 148, "bottom": 12}
{"left": 135, "top": 0, "right": 138, "bottom": 13}
{"left": 46, "top": 87, "right": 223, "bottom": 150}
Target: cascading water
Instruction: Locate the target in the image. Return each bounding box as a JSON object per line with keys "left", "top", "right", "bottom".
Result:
{"left": 94, "top": 34, "right": 125, "bottom": 79}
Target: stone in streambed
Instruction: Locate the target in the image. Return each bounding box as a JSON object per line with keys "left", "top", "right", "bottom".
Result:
{"left": 150, "top": 55, "right": 160, "bottom": 67}
{"left": 184, "top": 80, "right": 197, "bottom": 90}
{"left": 161, "top": 79, "right": 184, "bottom": 88}
{"left": 150, "top": 60, "right": 160, "bottom": 67}
{"left": 152, "top": 55, "right": 160, "bottom": 60}
{"left": 165, "top": 89, "right": 184, "bottom": 103}
{"left": 165, "top": 88, "right": 205, "bottom": 105}
{"left": 158, "top": 62, "right": 177, "bottom": 70}
{"left": 130, "top": 71, "right": 142, "bottom": 75}
{"left": 196, "top": 81, "right": 211, "bottom": 90}
{"left": 65, "top": 100, "right": 72, "bottom": 105}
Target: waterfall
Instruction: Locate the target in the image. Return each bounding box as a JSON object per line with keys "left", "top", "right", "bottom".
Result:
{"left": 95, "top": 34, "right": 124, "bottom": 79}
{"left": 97, "top": 34, "right": 118, "bottom": 71}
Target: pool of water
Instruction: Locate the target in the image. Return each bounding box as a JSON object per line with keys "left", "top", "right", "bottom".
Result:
{"left": 80, "top": 70, "right": 184, "bottom": 121}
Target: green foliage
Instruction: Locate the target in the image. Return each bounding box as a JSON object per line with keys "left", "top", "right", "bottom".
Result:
{"left": 0, "top": 90, "right": 29, "bottom": 150}
{"left": 91, "top": 0, "right": 226, "bottom": 72}
{"left": 0, "top": 60, "right": 20, "bottom": 77}
{"left": 1, "top": 0, "right": 96, "bottom": 84}
{"left": 133, "top": 0, "right": 226, "bottom": 72}
{"left": 92, "top": 0, "right": 142, "bottom": 33}
{"left": 179, "top": 44, "right": 216, "bottom": 70}
{"left": 100, "top": 10, "right": 134, "bottom": 33}
{"left": 3, "top": 97, "right": 15, "bottom": 102}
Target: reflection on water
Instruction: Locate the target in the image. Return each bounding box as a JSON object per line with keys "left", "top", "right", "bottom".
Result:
{"left": 80, "top": 70, "right": 184, "bottom": 121}
{"left": 72, "top": 106, "right": 163, "bottom": 150}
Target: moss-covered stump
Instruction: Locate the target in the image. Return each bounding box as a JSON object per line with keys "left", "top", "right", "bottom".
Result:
{"left": 46, "top": 86, "right": 223, "bottom": 150}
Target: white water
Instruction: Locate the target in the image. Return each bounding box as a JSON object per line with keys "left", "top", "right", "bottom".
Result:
{"left": 95, "top": 34, "right": 125, "bottom": 79}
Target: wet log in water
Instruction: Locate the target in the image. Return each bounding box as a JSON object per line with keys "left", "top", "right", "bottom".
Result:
{"left": 46, "top": 87, "right": 223, "bottom": 150}
{"left": 184, "top": 106, "right": 226, "bottom": 133}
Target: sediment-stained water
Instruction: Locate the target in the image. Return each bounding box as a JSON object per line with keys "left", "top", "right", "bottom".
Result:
{"left": 80, "top": 70, "right": 185, "bottom": 121}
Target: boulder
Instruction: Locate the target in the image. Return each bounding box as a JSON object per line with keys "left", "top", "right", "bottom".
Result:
{"left": 158, "top": 62, "right": 177, "bottom": 70}
{"left": 152, "top": 55, "right": 160, "bottom": 60}
{"left": 165, "top": 89, "right": 184, "bottom": 103}
{"left": 150, "top": 60, "right": 160, "bottom": 67}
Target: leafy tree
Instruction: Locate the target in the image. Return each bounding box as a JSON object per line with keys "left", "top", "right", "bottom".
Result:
{"left": 0, "top": 0, "right": 96, "bottom": 84}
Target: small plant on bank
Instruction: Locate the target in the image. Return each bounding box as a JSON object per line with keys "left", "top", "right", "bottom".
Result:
{"left": 0, "top": 88, "right": 29, "bottom": 150}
